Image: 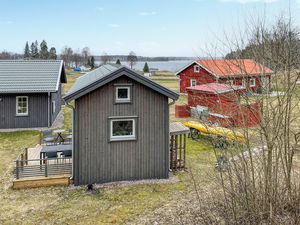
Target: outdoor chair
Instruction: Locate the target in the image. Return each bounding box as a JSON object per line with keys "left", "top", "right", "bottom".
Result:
{"left": 42, "top": 130, "right": 55, "bottom": 145}
{"left": 62, "top": 149, "right": 72, "bottom": 157}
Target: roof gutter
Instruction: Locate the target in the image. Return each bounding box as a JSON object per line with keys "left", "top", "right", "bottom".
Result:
{"left": 64, "top": 100, "right": 75, "bottom": 180}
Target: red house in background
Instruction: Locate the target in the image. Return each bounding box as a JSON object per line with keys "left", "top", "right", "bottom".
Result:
{"left": 176, "top": 59, "right": 273, "bottom": 93}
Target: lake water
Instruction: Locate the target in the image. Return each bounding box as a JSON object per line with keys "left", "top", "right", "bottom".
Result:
{"left": 96, "top": 60, "right": 192, "bottom": 72}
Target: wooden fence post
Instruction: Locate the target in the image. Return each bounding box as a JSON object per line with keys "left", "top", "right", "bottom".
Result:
{"left": 45, "top": 159, "right": 48, "bottom": 177}
{"left": 24, "top": 148, "right": 28, "bottom": 165}
{"left": 16, "top": 160, "right": 19, "bottom": 179}
{"left": 20, "top": 154, "right": 24, "bottom": 168}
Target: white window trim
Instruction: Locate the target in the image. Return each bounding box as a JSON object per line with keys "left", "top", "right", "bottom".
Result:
{"left": 52, "top": 101, "right": 56, "bottom": 114}
{"left": 242, "top": 79, "right": 247, "bottom": 88}
{"left": 194, "top": 65, "right": 200, "bottom": 73}
{"left": 115, "top": 86, "right": 131, "bottom": 103}
{"left": 227, "top": 80, "right": 234, "bottom": 86}
{"left": 250, "top": 78, "right": 256, "bottom": 87}
{"left": 110, "top": 118, "right": 136, "bottom": 141}
{"left": 190, "top": 79, "right": 197, "bottom": 87}
{"left": 16, "top": 96, "right": 29, "bottom": 116}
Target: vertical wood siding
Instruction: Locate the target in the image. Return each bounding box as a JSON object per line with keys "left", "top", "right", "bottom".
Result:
{"left": 74, "top": 76, "right": 169, "bottom": 185}
{"left": 0, "top": 93, "right": 48, "bottom": 129}
{"left": 50, "top": 83, "right": 63, "bottom": 124}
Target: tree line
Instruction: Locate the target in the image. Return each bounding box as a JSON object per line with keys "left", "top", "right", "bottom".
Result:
{"left": 24, "top": 40, "right": 57, "bottom": 60}
{"left": 2, "top": 41, "right": 147, "bottom": 71}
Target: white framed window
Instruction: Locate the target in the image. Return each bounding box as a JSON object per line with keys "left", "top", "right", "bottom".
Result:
{"left": 110, "top": 118, "right": 136, "bottom": 141}
{"left": 226, "top": 80, "right": 234, "bottom": 85}
{"left": 242, "top": 79, "right": 247, "bottom": 88}
{"left": 190, "top": 79, "right": 197, "bottom": 87}
{"left": 194, "top": 65, "right": 201, "bottom": 73}
{"left": 250, "top": 78, "right": 256, "bottom": 87}
{"left": 16, "top": 96, "right": 28, "bottom": 116}
{"left": 115, "top": 86, "right": 131, "bottom": 103}
{"left": 52, "top": 101, "right": 56, "bottom": 114}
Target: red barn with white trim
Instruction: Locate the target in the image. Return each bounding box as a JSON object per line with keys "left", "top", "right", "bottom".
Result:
{"left": 176, "top": 59, "right": 273, "bottom": 93}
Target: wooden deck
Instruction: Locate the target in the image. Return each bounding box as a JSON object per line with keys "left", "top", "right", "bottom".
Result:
{"left": 13, "top": 144, "right": 73, "bottom": 189}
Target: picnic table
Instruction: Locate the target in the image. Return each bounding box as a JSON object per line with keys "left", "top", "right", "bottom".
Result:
{"left": 40, "top": 144, "right": 72, "bottom": 162}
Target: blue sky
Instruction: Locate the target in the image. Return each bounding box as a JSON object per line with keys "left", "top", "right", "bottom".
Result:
{"left": 0, "top": 0, "right": 299, "bottom": 57}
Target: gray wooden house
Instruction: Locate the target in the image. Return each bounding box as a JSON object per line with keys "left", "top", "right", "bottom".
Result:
{"left": 64, "top": 64, "right": 179, "bottom": 185}
{"left": 0, "top": 60, "right": 66, "bottom": 129}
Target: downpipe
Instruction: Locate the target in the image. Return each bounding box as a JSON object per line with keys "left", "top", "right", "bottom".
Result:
{"left": 64, "top": 100, "right": 75, "bottom": 180}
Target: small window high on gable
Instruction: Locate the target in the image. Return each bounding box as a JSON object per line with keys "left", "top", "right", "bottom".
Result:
{"left": 194, "top": 65, "right": 201, "bottom": 73}
{"left": 115, "top": 86, "right": 131, "bottom": 103}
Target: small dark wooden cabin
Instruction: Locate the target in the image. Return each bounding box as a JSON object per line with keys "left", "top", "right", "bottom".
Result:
{"left": 64, "top": 64, "right": 179, "bottom": 185}
{"left": 0, "top": 60, "right": 66, "bottom": 129}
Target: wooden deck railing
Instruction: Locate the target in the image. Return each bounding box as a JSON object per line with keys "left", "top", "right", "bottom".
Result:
{"left": 14, "top": 157, "right": 72, "bottom": 180}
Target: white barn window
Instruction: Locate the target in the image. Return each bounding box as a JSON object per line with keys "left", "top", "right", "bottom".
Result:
{"left": 194, "top": 65, "right": 201, "bottom": 73}
{"left": 190, "top": 79, "right": 197, "bottom": 87}
{"left": 250, "top": 78, "right": 256, "bottom": 87}
{"left": 52, "top": 101, "right": 56, "bottom": 114}
{"left": 16, "top": 96, "right": 29, "bottom": 116}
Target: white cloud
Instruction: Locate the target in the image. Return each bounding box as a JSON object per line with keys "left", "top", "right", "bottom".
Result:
{"left": 139, "top": 11, "right": 157, "bottom": 16}
{"left": 0, "top": 20, "right": 13, "bottom": 25}
{"left": 220, "top": 0, "right": 278, "bottom": 3}
{"left": 107, "top": 24, "right": 120, "bottom": 28}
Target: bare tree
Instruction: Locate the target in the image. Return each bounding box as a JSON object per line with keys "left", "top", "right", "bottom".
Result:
{"left": 81, "top": 47, "right": 90, "bottom": 65}
{"left": 61, "top": 46, "right": 73, "bottom": 68}
{"left": 100, "top": 52, "right": 111, "bottom": 65}
{"left": 189, "top": 15, "right": 300, "bottom": 224}
{"left": 72, "top": 49, "right": 83, "bottom": 68}
{"left": 127, "top": 51, "right": 138, "bottom": 69}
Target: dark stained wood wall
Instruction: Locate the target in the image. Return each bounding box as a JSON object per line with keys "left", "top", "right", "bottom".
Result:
{"left": 0, "top": 93, "right": 48, "bottom": 129}
{"left": 73, "top": 75, "right": 169, "bottom": 185}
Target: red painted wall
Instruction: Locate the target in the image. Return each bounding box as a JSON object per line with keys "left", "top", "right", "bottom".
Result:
{"left": 178, "top": 63, "right": 271, "bottom": 93}
{"left": 186, "top": 89, "right": 261, "bottom": 128}
{"left": 178, "top": 63, "right": 216, "bottom": 93}
{"left": 187, "top": 89, "right": 245, "bottom": 116}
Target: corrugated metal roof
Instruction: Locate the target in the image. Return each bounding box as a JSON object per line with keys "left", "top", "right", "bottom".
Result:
{"left": 67, "top": 64, "right": 121, "bottom": 95}
{"left": 0, "top": 60, "right": 65, "bottom": 93}
{"left": 64, "top": 64, "right": 179, "bottom": 101}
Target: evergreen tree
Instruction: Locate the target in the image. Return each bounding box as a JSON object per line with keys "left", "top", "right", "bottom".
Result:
{"left": 116, "top": 59, "right": 121, "bottom": 65}
{"left": 49, "top": 47, "right": 57, "bottom": 59}
{"left": 90, "top": 56, "right": 95, "bottom": 69}
{"left": 87, "top": 57, "right": 91, "bottom": 67}
{"left": 143, "top": 62, "right": 150, "bottom": 73}
{"left": 39, "top": 40, "right": 49, "bottom": 59}
{"left": 30, "top": 41, "right": 39, "bottom": 58}
{"left": 24, "top": 41, "right": 30, "bottom": 59}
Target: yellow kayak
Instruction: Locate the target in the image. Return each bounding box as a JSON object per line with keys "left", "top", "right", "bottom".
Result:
{"left": 182, "top": 121, "right": 246, "bottom": 142}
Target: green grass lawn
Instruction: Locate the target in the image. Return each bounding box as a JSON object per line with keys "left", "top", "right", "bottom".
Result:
{"left": 0, "top": 71, "right": 217, "bottom": 224}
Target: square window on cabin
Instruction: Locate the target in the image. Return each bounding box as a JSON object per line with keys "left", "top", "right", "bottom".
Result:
{"left": 194, "top": 65, "right": 201, "bottom": 73}
{"left": 115, "top": 87, "right": 131, "bottom": 103}
{"left": 190, "top": 79, "right": 197, "bottom": 87}
{"left": 110, "top": 119, "right": 136, "bottom": 141}
{"left": 250, "top": 78, "right": 256, "bottom": 87}
{"left": 16, "top": 96, "right": 28, "bottom": 116}
{"left": 242, "top": 79, "right": 247, "bottom": 87}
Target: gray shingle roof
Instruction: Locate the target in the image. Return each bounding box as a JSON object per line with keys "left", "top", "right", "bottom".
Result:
{"left": 64, "top": 64, "right": 179, "bottom": 101}
{"left": 0, "top": 60, "right": 66, "bottom": 93}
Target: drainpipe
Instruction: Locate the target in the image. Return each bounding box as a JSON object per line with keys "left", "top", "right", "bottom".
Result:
{"left": 64, "top": 100, "right": 75, "bottom": 180}
{"left": 47, "top": 92, "right": 51, "bottom": 128}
